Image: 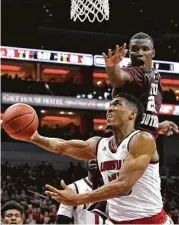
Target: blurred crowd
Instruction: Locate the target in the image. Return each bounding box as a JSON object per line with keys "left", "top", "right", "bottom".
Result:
{"left": 1, "top": 74, "right": 178, "bottom": 103}
{"left": 1, "top": 161, "right": 87, "bottom": 224}
{"left": 1, "top": 121, "right": 103, "bottom": 142}
{"left": 161, "top": 177, "right": 179, "bottom": 223}
{"left": 1, "top": 161, "right": 179, "bottom": 224}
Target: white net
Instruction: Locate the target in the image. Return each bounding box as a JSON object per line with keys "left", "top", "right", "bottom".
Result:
{"left": 71, "top": 0, "right": 109, "bottom": 23}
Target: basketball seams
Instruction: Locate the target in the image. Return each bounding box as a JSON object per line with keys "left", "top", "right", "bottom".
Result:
{"left": 8, "top": 113, "right": 36, "bottom": 135}
{"left": 3, "top": 103, "right": 38, "bottom": 140}
{"left": 3, "top": 112, "right": 33, "bottom": 127}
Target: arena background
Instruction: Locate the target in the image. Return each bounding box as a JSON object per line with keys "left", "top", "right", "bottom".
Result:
{"left": 1, "top": 0, "right": 179, "bottom": 224}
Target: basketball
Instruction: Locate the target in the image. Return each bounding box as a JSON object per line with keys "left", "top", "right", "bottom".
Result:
{"left": 3, "top": 103, "right": 39, "bottom": 140}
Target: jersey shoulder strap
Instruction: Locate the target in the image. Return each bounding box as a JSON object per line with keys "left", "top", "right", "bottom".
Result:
{"left": 73, "top": 182, "right": 79, "bottom": 211}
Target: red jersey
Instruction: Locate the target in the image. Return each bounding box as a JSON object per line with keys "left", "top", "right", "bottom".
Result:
{"left": 112, "top": 67, "right": 163, "bottom": 138}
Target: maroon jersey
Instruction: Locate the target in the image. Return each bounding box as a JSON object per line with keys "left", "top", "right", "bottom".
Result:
{"left": 112, "top": 66, "right": 163, "bottom": 138}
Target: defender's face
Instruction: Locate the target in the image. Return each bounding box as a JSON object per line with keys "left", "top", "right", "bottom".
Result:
{"left": 3, "top": 209, "right": 23, "bottom": 224}
{"left": 87, "top": 159, "right": 97, "bottom": 173}
{"left": 106, "top": 97, "right": 135, "bottom": 129}
{"left": 129, "top": 39, "right": 155, "bottom": 68}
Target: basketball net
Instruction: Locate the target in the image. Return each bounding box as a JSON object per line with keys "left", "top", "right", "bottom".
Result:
{"left": 70, "top": 0, "right": 110, "bottom": 23}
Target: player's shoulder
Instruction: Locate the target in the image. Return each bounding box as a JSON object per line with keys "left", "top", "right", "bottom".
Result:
{"left": 68, "top": 182, "right": 77, "bottom": 191}
{"left": 129, "top": 130, "right": 156, "bottom": 153}
{"left": 122, "top": 66, "right": 143, "bottom": 73}
{"left": 70, "top": 177, "right": 91, "bottom": 193}
{"left": 68, "top": 178, "right": 86, "bottom": 191}
{"left": 74, "top": 177, "right": 87, "bottom": 186}
{"left": 95, "top": 136, "right": 111, "bottom": 146}
{"left": 121, "top": 66, "right": 144, "bottom": 82}
{"left": 87, "top": 136, "right": 102, "bottom": 142}
{"left": 132, "top": 130, "right": 155, "bottom": 142}
{"left": 152, "top": 68, "right": 160, "bottom": 74}
{"left": 86, "top": 136, "right": 103, "bottom": 147}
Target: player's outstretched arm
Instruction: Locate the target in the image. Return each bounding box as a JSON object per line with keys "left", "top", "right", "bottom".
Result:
{"left": 102, "top": 44, "right": 131, "bottom": 88}
{"left": 27, "top": 131, "right": 99, "bottom": 160}
{"left": 45, "top": 131, "right": 156, "bottom": 205}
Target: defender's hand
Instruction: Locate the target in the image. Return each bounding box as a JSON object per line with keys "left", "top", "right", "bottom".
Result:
{"left": 159, "top": 121, "right": 179, "bottom": 136}
{"left": 102, "top": 43, "right": 128, "bottom": 67}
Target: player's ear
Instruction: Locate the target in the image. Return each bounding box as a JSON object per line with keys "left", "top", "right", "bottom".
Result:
{"left": 152, "top": 49, "right": 155, "bottom": 58}
{"left": 129, "top": 110, "right": 135, "bottom": 121}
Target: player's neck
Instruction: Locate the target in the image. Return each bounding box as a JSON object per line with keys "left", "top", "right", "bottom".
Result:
{"left": 139, "top": 64, "right": 152, "bottom": 71}
{"left": 87, "top": 172, "right": 93, "bottom": 183}
{"left": 112, "top": 125, "right": 135, "bottom": 146}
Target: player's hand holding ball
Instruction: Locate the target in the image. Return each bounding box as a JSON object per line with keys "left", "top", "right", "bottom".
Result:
{"left": 2, "top": 103, "right": 39, "bottom": 141}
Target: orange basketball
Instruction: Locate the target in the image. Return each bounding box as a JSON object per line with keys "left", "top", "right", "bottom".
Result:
{"left": 3, "top": 103, "right": 39, "bottom": 140}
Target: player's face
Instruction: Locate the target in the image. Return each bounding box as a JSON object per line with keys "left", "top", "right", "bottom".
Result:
{"left": 129, "top": 39, "right": 155, "bottom": 69}
{"left": 3, "top": 209, "right": 23, "bottom": 224}
{"left": 106, "top": 97, "right": 135, "bottom": 129}
{"left": 87, "top": 159, "right": 97, "bottom": 174}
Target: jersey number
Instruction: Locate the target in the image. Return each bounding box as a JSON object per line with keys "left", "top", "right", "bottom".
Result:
{"left": 146, "top": 96, "right": 156, "bottom": 112}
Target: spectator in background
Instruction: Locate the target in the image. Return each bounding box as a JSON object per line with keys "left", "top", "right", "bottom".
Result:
{"left": 1, "top": 160, "right": 179, "bottom": 224}
{"left": 42, "top": 211, "right": 51, "bottom": 224}
{"left": 172, "top": 209, "right": 179, "bottom": 224}
{"left": 49, "top": 206, "right": 57, "bottom": 223}
{"left": 25, "top": 213, "right": 36, "bottom": 224}
{"left": 1, "top": 200, "right": 25, "bottom": 224}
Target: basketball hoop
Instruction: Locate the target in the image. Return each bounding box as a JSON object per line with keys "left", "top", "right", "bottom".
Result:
{"left": 70, "top": 0, "right": 110, "bottom": 23}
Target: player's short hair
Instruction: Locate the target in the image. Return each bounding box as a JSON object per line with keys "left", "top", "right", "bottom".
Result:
{"left": 129, "top": 32, "right": 154, "bottom": 47}
{"left": 113, "top": 93, "right": 144, "bottom": 128}
{"left": 1, "top": 200, "right": 24, "bottom": 219}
